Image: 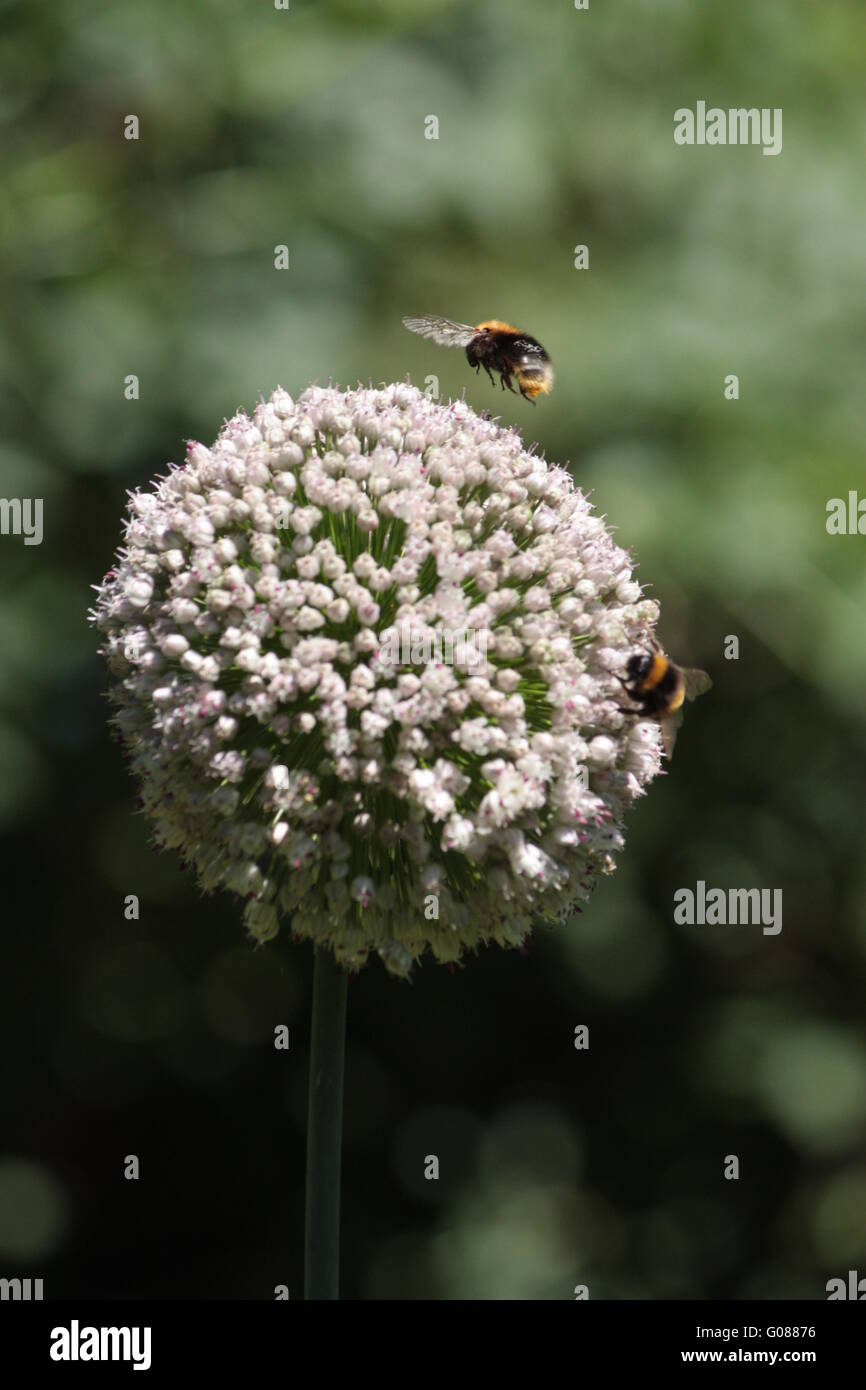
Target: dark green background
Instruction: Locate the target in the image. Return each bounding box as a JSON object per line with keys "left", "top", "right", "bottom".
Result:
{"left": 2, "top": 0, "right": 865, "bottom": 1298}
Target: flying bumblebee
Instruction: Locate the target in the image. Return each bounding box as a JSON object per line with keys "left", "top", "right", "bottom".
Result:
{"left": 402, "top": 315, "right": 554, "bottom": 401}
{"left": 618, "top": 646, "right": 712, "bottom": 758}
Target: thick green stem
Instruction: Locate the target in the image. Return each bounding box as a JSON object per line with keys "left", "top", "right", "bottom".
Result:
{"left": 304, "top": 947, "right": 348, "bottom": 1299}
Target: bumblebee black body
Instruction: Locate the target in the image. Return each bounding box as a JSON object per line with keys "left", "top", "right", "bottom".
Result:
{"left": 618, "top": 647, "right": 712, "bottom": 758}
{"left": 620, "top": 651, "right": 685, "bottom": 717}
{"left": 402, "top": 314, "right": 554, "bottom": 401}
{"left": 466, "top": 323, "right": 552, "bottom": 401}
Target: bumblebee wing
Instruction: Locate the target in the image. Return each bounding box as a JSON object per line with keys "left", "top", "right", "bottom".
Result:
{"left": 660, "top": 709, "right": 683, "bottom": 759}
{"left": 402, "top": 315, "right": 477, "bottom": 348}
{"left": 682, "top": 668, "right": 712, "bottom": 701}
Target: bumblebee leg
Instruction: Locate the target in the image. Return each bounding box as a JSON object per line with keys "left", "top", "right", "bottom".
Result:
{"left": 614, "top": 678, "right": 640, "bottom": 716}
{"left": 483, "top": 365, "right": 496, "bottom": 385}
{"left": 519, "top": 384, "right": 536, "bottom": 404}
{"left": 502, "top": 374, "right": 518, "bottom": 395}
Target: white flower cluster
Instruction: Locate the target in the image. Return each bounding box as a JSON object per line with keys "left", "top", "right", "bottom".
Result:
{"left": 91, "top": 383, "right": 662, "bottom": 976}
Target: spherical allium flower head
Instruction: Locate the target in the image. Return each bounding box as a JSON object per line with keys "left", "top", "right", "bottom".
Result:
{"left": 91, "top": 383, "right": 663, "bottom": 976}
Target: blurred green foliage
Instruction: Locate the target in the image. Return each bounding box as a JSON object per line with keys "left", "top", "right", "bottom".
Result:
{"left": 1, "top": 0, "right": 865, "bottom": 1299}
